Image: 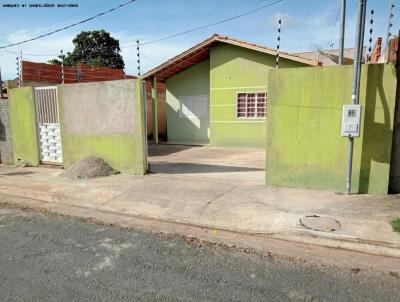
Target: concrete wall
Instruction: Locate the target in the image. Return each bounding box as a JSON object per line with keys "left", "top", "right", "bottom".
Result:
{"left": 58, "top": 79, "right": 146, "bottom": 174}
{"left": 166, "top": 59, "right": 210, "bottom": 144}
{"left": 0, "top": 99, "right": 13, "bottom": 164}
{"left": 266, "top": 64, "right": 398, "bottom": 194}
{"left": 8, "top": 87, "right": 40, "bottom": 166}
{"left": 209, "top": 44, "right": 307, "bottom": 148}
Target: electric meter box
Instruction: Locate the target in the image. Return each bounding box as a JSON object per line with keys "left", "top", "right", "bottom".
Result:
{"left": 341, "top": 104, "right": 361, "bottom": 137}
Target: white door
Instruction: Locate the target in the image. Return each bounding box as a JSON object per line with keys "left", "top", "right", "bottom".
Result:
{"left": 34, "top": 87, "right": 63, "bottom": 164}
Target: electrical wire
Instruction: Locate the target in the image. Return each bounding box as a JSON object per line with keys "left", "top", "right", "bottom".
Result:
{"left": 327, "top": 2, "right": 342, "bottom": 49}
{"left": 124, "top": 0, "right": 284, "bottom": 47}
{"left": 0, "top": 0, "right": 137, "bottom": 49}
{"left": 3, "top": 0, "right": 284, "bottom": 69}
{"left": 0, "top": 0, "right": 113, "bottom": 44}
{"left": 2, "top": 0, "right": 283, "bottom": 58}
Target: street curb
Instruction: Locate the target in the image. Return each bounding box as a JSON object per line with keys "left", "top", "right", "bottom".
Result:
{"left": 1, "top": 192, "right": 400, "bottom": 259}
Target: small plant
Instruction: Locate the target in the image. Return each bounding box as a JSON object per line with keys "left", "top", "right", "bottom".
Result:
{"left": 391, "top": 218, "right": 400, "bottom": 233}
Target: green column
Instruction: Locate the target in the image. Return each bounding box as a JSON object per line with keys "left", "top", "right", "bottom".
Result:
{"left": 151, "top": 77, "right": 158, "bottom": 144}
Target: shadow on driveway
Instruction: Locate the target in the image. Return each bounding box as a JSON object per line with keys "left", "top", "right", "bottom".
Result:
{"left": 0, "top": 171, "right": 36, "bottom": 176}
{"left": 147, "top": 144, "right": 196, "bottom": 157}
{"left": 149, "top": 162, "right": 264, "bottom": 174}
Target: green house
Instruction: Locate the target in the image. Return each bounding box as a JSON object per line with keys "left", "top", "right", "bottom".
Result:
{"left": 144, "top": 34, "right": 318, "bottom": 148}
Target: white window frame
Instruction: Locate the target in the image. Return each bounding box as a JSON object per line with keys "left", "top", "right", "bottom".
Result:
{"left": 236, "top": 92, "right": 267, "bottom": 119}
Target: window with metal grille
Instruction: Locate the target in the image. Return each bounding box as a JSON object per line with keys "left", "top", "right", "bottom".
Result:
{"left": 179, "top": 95, "right": 209, "bottom": 119}
{"left": 237, "top": 92, "right": 267, "bottom": 119}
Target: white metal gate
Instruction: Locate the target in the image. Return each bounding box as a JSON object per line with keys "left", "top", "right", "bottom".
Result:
{"left": 34, "top": 87, "right": 63, "bottom": 164}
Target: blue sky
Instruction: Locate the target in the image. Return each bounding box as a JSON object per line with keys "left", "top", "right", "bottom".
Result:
{"left": 0, "top": 0, "right": 398, "bottom": 79}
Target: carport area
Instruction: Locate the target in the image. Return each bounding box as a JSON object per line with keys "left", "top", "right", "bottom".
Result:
{"left": 148, "top": 144, "right": 265, "bottom": 185}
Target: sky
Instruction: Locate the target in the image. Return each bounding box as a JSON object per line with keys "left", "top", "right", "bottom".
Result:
{"left": 0, "top": 0, "right": 398, "bottom": 79}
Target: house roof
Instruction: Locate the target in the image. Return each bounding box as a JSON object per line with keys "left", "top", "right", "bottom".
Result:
{"left": 294, "top": 47, "right": 366, "bottom": 66}
{"left": 143, "top": 34, "right": 320, "bottom": 83}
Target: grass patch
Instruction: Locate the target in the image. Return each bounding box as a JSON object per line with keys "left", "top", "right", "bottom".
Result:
{"left": 391, "top": 218, "right": 400, "bottom": 233}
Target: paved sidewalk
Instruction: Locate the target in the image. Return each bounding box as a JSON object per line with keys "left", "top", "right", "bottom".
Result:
{"left": 0, "top": 165, "right": 400, "bottom": 257}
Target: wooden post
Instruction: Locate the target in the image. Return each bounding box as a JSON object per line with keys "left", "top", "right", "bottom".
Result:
{"left": 152, "top": 77, "right": 159, "bottom": 144}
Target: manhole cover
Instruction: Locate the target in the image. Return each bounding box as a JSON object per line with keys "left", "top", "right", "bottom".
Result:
{"left": 300, "top": 215, "right": 341, "bottom": 232}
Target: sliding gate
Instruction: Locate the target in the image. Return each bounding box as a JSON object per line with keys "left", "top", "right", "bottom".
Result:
{"left": 34, "top": 86, "right": 63, "bottom": 164}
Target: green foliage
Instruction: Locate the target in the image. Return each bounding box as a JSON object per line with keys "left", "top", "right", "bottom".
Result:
{"left": 391, "top": 218, "right": 400, "bottom": 233}
{"left": 48, "top": 30, "right": 124, "bottom": 69}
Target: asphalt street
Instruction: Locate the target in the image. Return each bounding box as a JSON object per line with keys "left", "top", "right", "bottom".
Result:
{"left": 0, "top": 205, "right": 399, "bottom": 302}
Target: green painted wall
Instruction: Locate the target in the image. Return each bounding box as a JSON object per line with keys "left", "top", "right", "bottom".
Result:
{"left": 166, "top": 59, "right": 210, "bottom": 144}
{"left": 209, "top": 43, "right": 307, "bottom": 148}
{"left": 60, "top": 134, "right": 144, "bottom": 174}
{"left": 58, "top": 80, "right": 147, "bottom": 175}
{"left": 8, "top": 87, "right": 40, "bottom": 166}
{"left": 266, "top": 64, "right": 398, "bottom": 194}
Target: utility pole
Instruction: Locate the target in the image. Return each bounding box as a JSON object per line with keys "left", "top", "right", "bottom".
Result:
{"left": 345, "top": 0, "right": 367, "bottom": 194}
{"left": 339, "top": 0, "right": 346, "bottom": 65}
{"left": 136, "top": 39, "right": 141, "bottom": 77}
{"left": 275, "top": 19, "right": 281, "bottom": 69}
{"left": 16, "top": 56, "right": 20, "bottom": 88}
{"left": 19, "top": 50, "right": 23, "bottom": 87}
{"left": 61, "top": 49, "right": 65, "bottom": 84}
{"left": 367, "top": 9, "right": 375, "bottom": 62}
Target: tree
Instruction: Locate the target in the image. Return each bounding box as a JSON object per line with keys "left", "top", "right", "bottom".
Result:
{"left": 49, "top": 30, "right": 125, "bottom": 69}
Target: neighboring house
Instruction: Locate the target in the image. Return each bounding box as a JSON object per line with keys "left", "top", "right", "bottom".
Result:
{"left": 294, "top": 48, "right": 363, "bottom": 66}
{"left": 144, "top": 34, "right": 318, "bottom": 148}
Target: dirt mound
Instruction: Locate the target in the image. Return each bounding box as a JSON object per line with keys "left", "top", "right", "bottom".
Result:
{"left": 61, "top": 156, "right": 119, "bottom": 179}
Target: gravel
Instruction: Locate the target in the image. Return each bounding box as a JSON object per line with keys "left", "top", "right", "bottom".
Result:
{"left": 61, "top": 156, "right": 118, "bottom": 179}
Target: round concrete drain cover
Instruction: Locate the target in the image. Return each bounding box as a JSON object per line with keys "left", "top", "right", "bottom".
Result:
{"left": 300, "top": 215, "right": 341, "bottom": 232}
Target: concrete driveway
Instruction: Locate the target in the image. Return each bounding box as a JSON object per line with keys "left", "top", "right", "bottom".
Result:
{"left": 147, "top": 144, "right": 265, "bottom": 185}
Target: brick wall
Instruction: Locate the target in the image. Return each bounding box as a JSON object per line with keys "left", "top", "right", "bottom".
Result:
{"left": 22, "top": 60, "right": 136, "bottom": 84}
{"left": 0, "top": 99, "right": 13, "bottom": 164}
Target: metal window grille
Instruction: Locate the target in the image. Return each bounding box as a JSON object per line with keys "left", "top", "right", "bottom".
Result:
{"left": 237, "top": 92, "right": 267, "bottom": 119}
{"left": 179, "top": 95, "right": 209, "bottom": 119}
{"left": 34, "top": 87, "right": 59, "bottom": 123}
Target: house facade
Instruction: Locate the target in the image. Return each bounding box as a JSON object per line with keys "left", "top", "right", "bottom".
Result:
{"left": 144, "top": 34, "right": 318, "bottom": 148}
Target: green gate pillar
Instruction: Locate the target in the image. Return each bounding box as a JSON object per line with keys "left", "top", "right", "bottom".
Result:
{"left": 151, "top": 77, "right": 159, "bottom": 144}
